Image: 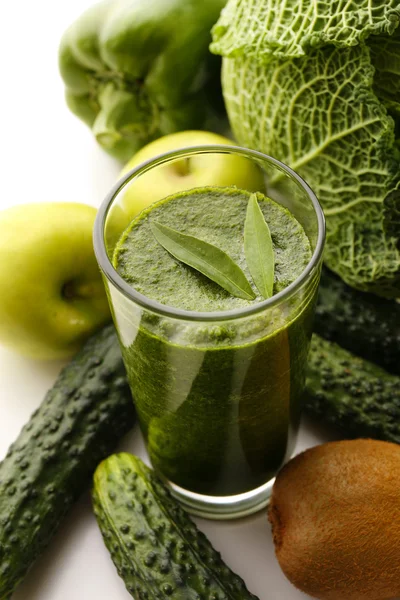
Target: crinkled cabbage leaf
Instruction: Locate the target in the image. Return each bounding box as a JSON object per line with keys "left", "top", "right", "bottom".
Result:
{"left": 212, "top": 0, "right": 400, "bottom": 297}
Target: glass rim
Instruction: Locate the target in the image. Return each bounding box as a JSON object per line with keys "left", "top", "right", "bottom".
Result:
{"left": 94, "top": 144, "right": 325, "bottom": 322}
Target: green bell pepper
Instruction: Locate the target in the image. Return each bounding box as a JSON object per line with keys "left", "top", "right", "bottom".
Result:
{"left": 59, "top": 0, "right": 227, "bottom": 161}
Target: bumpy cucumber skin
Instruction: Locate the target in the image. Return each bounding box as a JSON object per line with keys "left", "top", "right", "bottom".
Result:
{"left": 0, "top": 325, "right": 135, "bottom": 600}
{"left": 92, "top": 453, "right": 260, "bottom": 600}
{"left": 306, "top": 335, "right": 400, "bottom": 443}
{"left": 315, "top": 269, "right": 400, "bottom": 375}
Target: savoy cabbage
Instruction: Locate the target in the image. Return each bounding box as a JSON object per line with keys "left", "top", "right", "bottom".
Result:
{"left": 211, "top": 0, "right": 400, "bottom": 297}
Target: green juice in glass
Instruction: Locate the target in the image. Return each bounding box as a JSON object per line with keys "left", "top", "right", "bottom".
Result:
{"left": 112, "top": 186, "right": 316, "bottom": 497}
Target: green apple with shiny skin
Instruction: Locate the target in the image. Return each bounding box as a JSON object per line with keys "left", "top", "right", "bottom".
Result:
{"left": 0, "top": 203, "right": 110, "bottom": 359}
{"left": 119, "top": 130, "right": 265, "bottom": 219}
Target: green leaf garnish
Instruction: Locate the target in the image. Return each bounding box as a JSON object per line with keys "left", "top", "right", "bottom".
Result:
{"left": 244, "top": 194, "right": 275, "bottom": 299}
{"left": 150, "top": 222, "right": 256, "bottom": 301}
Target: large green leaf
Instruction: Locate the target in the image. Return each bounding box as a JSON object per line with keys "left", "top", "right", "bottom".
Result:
{"left": 370, "top": 31, "right": 400, "bottom": 115}
{"left": 221, "top": 43, "right": 400, "bottom": 296}
{"left": 211, "top": 0, "right": 400, "bottom": 60}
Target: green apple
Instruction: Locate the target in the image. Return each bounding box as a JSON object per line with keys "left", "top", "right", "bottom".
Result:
{"left": 119, "top": 130, "right": 265, "bottom": 220}
{"left": 0, "top": 203, "right": 110, "bottom": 360}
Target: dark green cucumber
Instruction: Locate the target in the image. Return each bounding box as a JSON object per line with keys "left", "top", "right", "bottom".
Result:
{"left": 92, "top": 453, "right": 259, "bottom": 600}
{"left": 315, "top": 268, "right": 400, "bottom": 375}
{"left": 305, "top": 335, "right": 400, "bottom": 443}
{"left": 0, "top": 325, "right": 135, "bottom": 600}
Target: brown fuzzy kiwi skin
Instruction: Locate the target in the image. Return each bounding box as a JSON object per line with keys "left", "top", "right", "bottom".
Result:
{"left": 268, "top": 439, "right": 400, "bottom": 600}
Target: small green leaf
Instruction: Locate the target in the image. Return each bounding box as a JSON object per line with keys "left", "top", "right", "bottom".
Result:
{"left": 150, "top": 222, "right": 256, "bottom": 301}
{"left": 244, "top": 194, "right": 275, "bottom": 299}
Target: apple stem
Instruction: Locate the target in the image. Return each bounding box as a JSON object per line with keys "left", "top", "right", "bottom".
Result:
{"left": 174, "top": 158, "right": 191, "bottom": 176}
{"left": 62, "top": 281, "right": 94, "bottom": 300}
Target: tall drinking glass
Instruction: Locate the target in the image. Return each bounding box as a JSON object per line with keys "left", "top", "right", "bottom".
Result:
{"left": 94, "top": 145, "right": 325, "bottom": 519}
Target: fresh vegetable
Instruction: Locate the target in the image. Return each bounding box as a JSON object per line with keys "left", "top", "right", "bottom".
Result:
{"left": 211, "top": 1, "right": 400, "bottom": 297}
{"left": 315, "top": 268, "right": 400, "bottom": 375}
{"left": 0, "top": 203, "right": 110, "bottom": 359}
{"left": 92, "top": 453, "right": 260, "bottom": 599}
{"left": 59, "top": 0, "right": 227, "bottom": 161}
{"left": 269, "top": 439, "right": 400, "bottom": 600}
{"left": 306, "top": 335, "right": 400, "bottom": 444}
{"left": 0, "top": 325, "right": 135, "bottom": 600}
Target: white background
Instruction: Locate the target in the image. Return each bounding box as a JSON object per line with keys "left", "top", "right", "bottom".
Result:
{"left": 0, "top": 2, "right": 335, "bottom": 598}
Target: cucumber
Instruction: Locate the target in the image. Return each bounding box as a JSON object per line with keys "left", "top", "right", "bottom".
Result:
{"left": 0, "top": 325, "right": 135, "bottom": 600}
{"left": 92, "top": 453, "right": 260, "bottom": 600}
{"left": 315, "top": 268, "right": 400, "bottom": 375}
{"left": 305, "top": 335, "right": 400, "bottom": 443}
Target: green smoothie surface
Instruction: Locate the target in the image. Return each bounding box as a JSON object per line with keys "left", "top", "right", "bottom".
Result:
{"left": 113, "top": 186, "right": 312, "bottom": 312}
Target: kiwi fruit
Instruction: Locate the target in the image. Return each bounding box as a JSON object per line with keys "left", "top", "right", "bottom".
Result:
{"left": 269, "top": 439, "right": 400, "bottom": 600}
